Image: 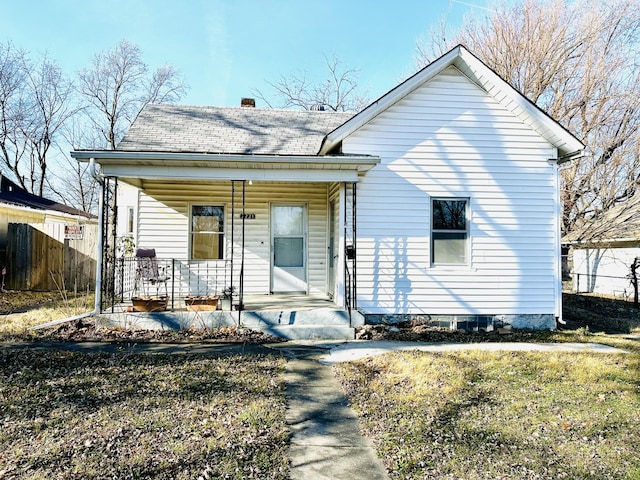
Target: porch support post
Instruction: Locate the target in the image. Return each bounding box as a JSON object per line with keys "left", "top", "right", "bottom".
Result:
{"left": 95, "top": 169, "right": 104, "bottom": 313}
{"left": 110, "top": 177, "right": 118, "bottom": 312}
{"left": 352, "top": 181, "right": 357, "bottom": 310}
{"left": 343, "top": 182, "right": 352, "bottom": 320}
{"left": 333, "top": 186, "right": 346, "bottom": 308}
{"left": 230, "top": 180, "right": 235, "bottom": 312}
{"left": 238, "top": 180, "right": 246, "bottom": 312}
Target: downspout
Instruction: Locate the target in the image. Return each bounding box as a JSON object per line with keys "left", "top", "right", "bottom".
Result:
{"left": 551, "top": 157, "right": 564, "bottom": 325}
{"left": 90, "top": 157, "right": 104, "bottom": 316}
{"left": 32, "top": 157, "right": 104, "bottom": 331}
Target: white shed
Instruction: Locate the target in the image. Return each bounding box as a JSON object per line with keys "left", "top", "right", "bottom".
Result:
{"left": 564, "top": 192, "right": 640, "bottom": 299}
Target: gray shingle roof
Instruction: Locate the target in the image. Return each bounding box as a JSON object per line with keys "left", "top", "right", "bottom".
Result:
{"left": 0, "top": 175, "right": 95, "bottom": 219}
{"left": 117, "top": 104, "right": 354, "bottom": 156}
{"left": 563, "top": 192, "right": 640, "bottom": 244}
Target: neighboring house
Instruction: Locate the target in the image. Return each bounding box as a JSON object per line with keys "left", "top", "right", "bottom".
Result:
{"left": 0, "top": 174, "right": 96, "bottom": 259}
{"left": 563, "top": 193, "right": 640, "bottom": 299}
{"left": 72, "top": 45, "right": 583, "bottom": 331}
{"left": 0, "top": 174, "right": 97, "bottom": 290}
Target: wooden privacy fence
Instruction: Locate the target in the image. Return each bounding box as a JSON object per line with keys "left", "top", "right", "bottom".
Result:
{"left": 5, "top": 223, "right": 97, "bottom": 291}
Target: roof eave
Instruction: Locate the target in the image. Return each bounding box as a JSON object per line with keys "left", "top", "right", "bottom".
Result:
{"left": 71, "top": 150, "right": 381, "bottom": 170}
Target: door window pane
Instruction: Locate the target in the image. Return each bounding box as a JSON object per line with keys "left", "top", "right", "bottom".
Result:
{"left": 274, "top": 237, "right": 304, "bottom": 267}
{"left": 273, "top": 206, "right": 303, "bottom": 236}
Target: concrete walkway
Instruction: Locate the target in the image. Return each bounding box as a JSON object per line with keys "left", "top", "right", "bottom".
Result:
{"left": 2, "top": 339, "right": 628, "bottom": 480}
{"left": 317, "top": 339, "right": 627, "bottom": 365}
{"left": 280, "top": 346, "right": 389, "bottom": 480}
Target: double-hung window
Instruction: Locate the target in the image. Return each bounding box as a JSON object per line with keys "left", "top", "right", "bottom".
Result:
{"left": 431, "top": 198, "right": 469, "bottom": 265}
{"left": 191, "top": 205, "right": 225, "bottom": 260}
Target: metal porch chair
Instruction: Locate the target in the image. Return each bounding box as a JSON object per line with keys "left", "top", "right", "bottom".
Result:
{"left": 134, "top": 248, "right": 169, "bottom": 297}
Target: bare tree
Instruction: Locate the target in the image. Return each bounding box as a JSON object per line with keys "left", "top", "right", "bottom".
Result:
{"left": 0, "top": 42, "right": 76, "bottom": 196}
{"left": 77, "top": 39, "right": 188, "bottom": 150}
{"left": 0, "top": 42, "right": 29, "bottom": 186}
{"left": 253, "top": 54, "right": 369, "bottom": 112}
{"left": 23, "top": 54, "right": 77, "bottom": 196}
{"left": 48, "top": 116, "right": 102, "bottom": 213}
{"left": 416, "top": 0, "right": 640, "bottom": 236}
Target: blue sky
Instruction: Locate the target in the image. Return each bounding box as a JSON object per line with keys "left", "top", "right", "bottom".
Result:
{"left": 1, "top": 0, "right": 490, "bottom": 107}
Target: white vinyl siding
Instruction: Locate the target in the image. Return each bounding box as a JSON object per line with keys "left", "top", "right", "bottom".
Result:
{"left": 135, "top": 181, "right": 329, "bottom": 295}
{"left": 343, "top": 66, "right": 559, "bottom": 316}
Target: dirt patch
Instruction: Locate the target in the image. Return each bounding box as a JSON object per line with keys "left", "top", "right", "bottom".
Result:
{"left": 355, "top": 292, "right": 640, "bottom": 341}
{"left": 36, "top": 317, "right": 287, "bottom": 344}
{"left": 562, "top": 292, "right": 639, "bottom": 333}
{"left": 4, "top": 289, "right": 638, "bottom": 343}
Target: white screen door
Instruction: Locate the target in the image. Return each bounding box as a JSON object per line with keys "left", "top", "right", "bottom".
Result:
{"left": 271, "top": 205, "right": 307, "bottom": 293}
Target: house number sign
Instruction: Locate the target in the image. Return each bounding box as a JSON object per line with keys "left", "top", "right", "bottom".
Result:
{"left": 240, "top": 213, "right": 256, "bottom": 219}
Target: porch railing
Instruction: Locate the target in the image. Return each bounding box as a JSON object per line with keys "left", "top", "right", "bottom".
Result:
{"left": 103, "top": 257, "right": 234, "bottom": 312}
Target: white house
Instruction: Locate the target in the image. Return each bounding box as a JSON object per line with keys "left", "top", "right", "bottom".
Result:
{"left": 564, "top": 192, "right": 640, "bottom": 299}
{"left": 72, "top": 45, "right": 583, "bottom": 335}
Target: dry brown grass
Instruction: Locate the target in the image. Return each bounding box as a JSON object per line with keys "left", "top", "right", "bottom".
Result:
{"left": 0, "top": 349, "right": 289, "bottom": 479}
{"left": 0, "top": 290, "right": 95, "bottom": 339}
{"left": 335, "top": 346, "right": 640, "bottom": 479}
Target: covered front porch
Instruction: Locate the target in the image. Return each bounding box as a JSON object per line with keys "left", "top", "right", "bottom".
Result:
{"left": 70, "top": 105, "right": 380, "bottom": 339}
{"left": 86, "top": 158, "right": 378, "bottom": 339}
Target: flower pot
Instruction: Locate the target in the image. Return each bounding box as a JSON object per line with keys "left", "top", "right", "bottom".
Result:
{"left": 185, "top": 295, "right": 220, "bottom": 312}
{"left": 131, "top": 296, "right": 168, "bottom": 312}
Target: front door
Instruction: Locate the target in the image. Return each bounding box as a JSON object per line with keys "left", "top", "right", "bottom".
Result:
{"left": 271, "top": 205, "right": 307, "bottom": 293}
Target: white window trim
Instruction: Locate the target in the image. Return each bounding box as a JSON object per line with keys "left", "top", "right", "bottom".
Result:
{"left": 430, "top": 197, "right": 470, "bottom": 267}
{"left": 189, "top": 203, "right": 226, "bottom": 261}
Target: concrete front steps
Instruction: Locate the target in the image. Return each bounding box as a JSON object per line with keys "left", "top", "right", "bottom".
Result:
{"left": 96, "top": 307, "right": 361, "bottom": 340}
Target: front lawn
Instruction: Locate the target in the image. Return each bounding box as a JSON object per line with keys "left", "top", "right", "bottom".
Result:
{"left": 335, "top": 345, "right": 640, "bottom": 479}
{"left": 0, "top": 349, "right": 289, "bottom": 479}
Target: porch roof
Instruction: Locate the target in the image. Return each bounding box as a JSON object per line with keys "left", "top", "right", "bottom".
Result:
{"left": 71, "top": 105, "right": 380, "bottom": 182}
{"left": 118, "top": 104, "right": 354, "bottom": 156}
{"left": 70, "top": 151, "right": 381, "bottom": 183}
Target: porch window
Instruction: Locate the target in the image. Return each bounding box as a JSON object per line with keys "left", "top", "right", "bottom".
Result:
{"left": 431, "top": 198, "right": 469, "bottom": 265}
{"left": 191, "top": 205, "right": 224, "bottom": 260}
{"left": 127, "top": 207, "right": 134, "bottom": 234}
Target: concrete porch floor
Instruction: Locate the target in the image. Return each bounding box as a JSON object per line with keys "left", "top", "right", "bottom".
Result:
{"left": 237, "top": 294, "right": 342, "bottom": 311}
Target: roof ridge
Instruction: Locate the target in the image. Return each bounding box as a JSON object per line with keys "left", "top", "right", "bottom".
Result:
{"left": 144, "top": 103, "right": 355, "bottom": 115}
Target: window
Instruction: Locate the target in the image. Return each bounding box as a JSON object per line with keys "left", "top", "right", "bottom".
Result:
{"left": 127, "top": 207, "right": 134, "bottom": 234}
{"left": 191, "top": 205, "right": 224, "bottom": 260}
{"left": 431, "top": 198, "right": 469, "bottom": 265}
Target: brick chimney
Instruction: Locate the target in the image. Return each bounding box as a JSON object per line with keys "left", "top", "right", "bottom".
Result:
{"left": 241, "top": 98, "right": 256, "bottom": 108}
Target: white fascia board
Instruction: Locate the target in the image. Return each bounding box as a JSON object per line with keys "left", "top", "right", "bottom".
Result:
{"left": 321, "top": 44, "right": 584, "bottom": 158}
{"left": 455, "top": 48, "right": 584, "bottom": 157}
{"left": 71, "top": 150, "right": 379, "bottom": 170}
{"left": 101, "top": 164, "right": 361, "bottom": 182}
